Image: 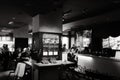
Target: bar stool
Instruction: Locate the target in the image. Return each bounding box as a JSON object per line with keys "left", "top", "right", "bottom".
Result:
{"left": 8, "top": 62, "right": 26, "bottom": 80}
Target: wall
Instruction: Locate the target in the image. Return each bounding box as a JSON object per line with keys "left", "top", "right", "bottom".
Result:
{"left": 13, "top": 26, "right": 31, "bottom": 38}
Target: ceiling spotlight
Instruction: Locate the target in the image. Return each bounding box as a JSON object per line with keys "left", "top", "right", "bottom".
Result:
{"left": 1, "top": 29, "right": 12, "bottom": 33}
{"left": 12, "top": 17, "right": 16, "bottom": 20}
{"left": 62, "top": 18, "right": 65, "bottom": 21}
{"left": 8, "top": 21, "right": 14, "bottom": 25}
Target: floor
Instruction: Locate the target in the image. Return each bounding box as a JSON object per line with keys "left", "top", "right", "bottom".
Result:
{"left": 1, "top": 54, "right": 120, "bottom": 80}
{"left": 0, "top": 68, "right": 87, "bottom": 80}
{"left": 0, "top": 70, "right": 12, "bottom": 80}
{"left": 0, "top": 66, "right": 119, "bottom": 80}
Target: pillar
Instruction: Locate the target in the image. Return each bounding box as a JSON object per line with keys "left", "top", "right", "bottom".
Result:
{"left": 32, "top": 9, "right": 62, "bottom": 61}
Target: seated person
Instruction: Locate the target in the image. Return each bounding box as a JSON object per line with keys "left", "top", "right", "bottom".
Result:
{"left": 13, "top": 48, "right": 22, "bottom": 61}
{"left": 67, "top": 48, "right": 78, "bottom": 67}
{"left": 2, "top": 44, "right": 12, "bottom": 70}
{"left": 71, "top": 44, "right": 77, "bottom": 51}
{"left": 75, "top": 46, "right": 81, "bottom": 54}
{"left": 20, "top": 48, "right": 30, "bottom": 62}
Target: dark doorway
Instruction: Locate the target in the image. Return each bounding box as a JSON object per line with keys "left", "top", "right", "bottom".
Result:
{"left": 15, "top": 38, "right": 28, "bottom": 50}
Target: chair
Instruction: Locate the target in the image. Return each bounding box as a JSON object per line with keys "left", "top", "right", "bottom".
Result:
{"left": 8, "top": 62, "right": 26, "bottom": 80}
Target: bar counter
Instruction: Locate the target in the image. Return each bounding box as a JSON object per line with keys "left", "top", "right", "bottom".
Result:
{"left": 31, "top": 60, "right": 75, "bottom": 80}
{"left": 34, "top": 60, "right": 74, "bottom": 67}
{"left": 77, "top": 53, "right": 120, "bottom": 77}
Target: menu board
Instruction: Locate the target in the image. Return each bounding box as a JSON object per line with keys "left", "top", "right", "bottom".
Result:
{"left": 102, "top": 38, "right": 109, "bottom": 48}
{"left": 102, "top": 36, "right": 120, "bottom": 50}
{"left": 42, "top": 33, "right": 59, "bottom": 56}
{"left": 76, "top": 30, "right": 92, "bottom": 47}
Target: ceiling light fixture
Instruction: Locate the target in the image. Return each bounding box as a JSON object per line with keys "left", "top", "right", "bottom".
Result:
{"left": 1, "top": 29, "right": 12, "bottom": 33}
{"left": 8, "top": 21, "right": 14, "bottom": 25}
{"left": 12, "top": 17, "right": 16, "bottom": 20}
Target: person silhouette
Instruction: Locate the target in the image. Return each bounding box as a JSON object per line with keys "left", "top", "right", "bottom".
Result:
{"left": 62, "top": 44, "right": 67, "bottom": 52}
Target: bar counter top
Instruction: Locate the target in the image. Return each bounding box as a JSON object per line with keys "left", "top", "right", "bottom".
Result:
{"left": 24, "top": 60, "right": 75, "bottom": 69}
{"left": 76, "top": 53, "right": 120, "bottom": 62}
{"left": 29, "top": 60, "right": 75, "bottom": 80}
{"left": 34, "top": 60, "right": 74, "bottom": 67}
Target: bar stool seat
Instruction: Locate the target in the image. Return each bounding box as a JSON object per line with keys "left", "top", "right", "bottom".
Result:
{"left": 8, "top": 62, "right": 26, "bottom": 80}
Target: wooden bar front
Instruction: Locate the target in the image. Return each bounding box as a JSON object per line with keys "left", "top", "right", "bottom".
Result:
{"left": 33, "top": 60, "right": 75, "bottom": 80}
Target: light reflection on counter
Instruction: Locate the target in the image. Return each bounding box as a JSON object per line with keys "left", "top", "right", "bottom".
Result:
{"left": 115, "top": 51, "right": 120, "bottom": 59}
{"left": 77, "top": 54, "right": 94, "bottom": 69}
{"left": 78, "top": 54, "right": 93, "bottom": 61}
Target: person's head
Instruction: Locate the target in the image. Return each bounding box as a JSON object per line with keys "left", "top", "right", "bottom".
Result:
{"left": 16, "top": 48, "right": 22, "bottom": 52}
{"left": 63, "top": 44, "right": 66, "bottom": 47}
{"left": 72, "top": 44, "right": 75, "bottom": 46}
{"left": 72, "top": 44, "right": 76, "bottom": 48}
{"left": 23, "top": 48, "right": 28, "bottom": 52}
{"left": 70, "top": 48, "right": 75, "bottom": 53}
{"left": 2, "top": 44, "right": 9, "bottom": 51}
{"left": 3, "top": 44, "right": 8, "bottom": 49}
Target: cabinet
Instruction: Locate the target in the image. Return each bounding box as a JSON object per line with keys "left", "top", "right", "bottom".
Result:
{"left": 32, "top": 32, "right": 62, "bottom": 62}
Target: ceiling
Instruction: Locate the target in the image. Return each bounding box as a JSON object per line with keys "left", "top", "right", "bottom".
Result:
{"left": 0, "top": 0, "right": 120, "bottom": 35}
{"left": 2, "top": 0, "right": 64, "bottom": 16}
{"left": 0, "top": 0, "right": 64, "bottom": 35}
{"left": 63, "top": 0, "right": 120, "bottom": 24}
{"left": 0, "top": 4, "right": 32, "bottom": 35}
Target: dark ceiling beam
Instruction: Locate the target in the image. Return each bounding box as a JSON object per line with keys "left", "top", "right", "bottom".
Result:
{"left": 0, "top": 23, "right": 27, "bottom": 29}
{"left": 63, "top": 3, "right": 120, "bottom": 24}
{"left": 10, "top": 0, "right": 64, "bottom": 16}
{"left": 1, "top": 0, "right": 65, "bottom": 16}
